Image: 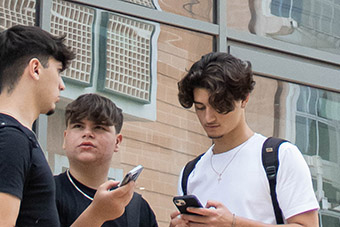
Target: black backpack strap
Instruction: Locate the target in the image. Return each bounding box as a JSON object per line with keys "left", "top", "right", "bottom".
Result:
{"left": 0, "top": 121, "right": 37, "bottom": 149}
{"left": 262, "top": 137, "right": 288, "bottom": 224}
{"left": 181, "top": 153, "right": 205, "bottom": 195}
{"left": 126, "top": 192, "right": 142, "bottom": 226}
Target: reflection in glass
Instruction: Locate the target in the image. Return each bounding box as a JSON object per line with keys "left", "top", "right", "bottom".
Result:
{"left": 247, "top": 76, "right": 340, "bottom": 224}
{"left": 98, "top": 12, "right": 158, "bottom": 103}
{"left": 158, "top": 0, "right": 213, "bottom": 23}
{"left": 227, "top": 0, "right": 340, "bottom": 54}
{"left": 51, "top": 0, "right": 95, "bottom": 85}
{"left": 120, "top": 0, "right": 160, "bottom": 9}
{"left": 295, "top": 116, "right": 317, "bottom": 156}
{"left": 0, "top": 0, "right": 36, "bottom": 31}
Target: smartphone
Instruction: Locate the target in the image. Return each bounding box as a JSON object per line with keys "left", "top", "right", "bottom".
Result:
{"left": 119, "top": 165, "right": 144, "bottom": 187}
{"left": 173, "top": 195, "right": 203, "bottom": 215}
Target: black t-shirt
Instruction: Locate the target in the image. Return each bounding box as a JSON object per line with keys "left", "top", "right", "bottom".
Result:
{"left": 55, "top": 171, "right": 158, "bottom": 227}
{"left": 0, "top": 114, "right": 60, "bottom": 226}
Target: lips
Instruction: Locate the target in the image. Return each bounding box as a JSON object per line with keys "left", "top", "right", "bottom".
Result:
{"left": 205, "top": 124, "right": 219, "bottom": 129}
{"left": 79, "top": 142, "right": 95, "bottom": 148}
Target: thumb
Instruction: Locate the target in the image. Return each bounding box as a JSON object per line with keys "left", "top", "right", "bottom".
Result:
{"left": 205, "top": 200, "right": 221, "bottom": 209}
{"left": 98, "top": 180, "right": 120, "bottom": 191}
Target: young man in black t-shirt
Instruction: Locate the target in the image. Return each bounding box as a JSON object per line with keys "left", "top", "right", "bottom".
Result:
{"left": 0, "top": 25, "right": 136, "bottom": 227}
{"left": 55, "top": 93, "right": 158, "bottom": 227}
{"left": 0, "top": 24, "right": 75, "bottom": 226}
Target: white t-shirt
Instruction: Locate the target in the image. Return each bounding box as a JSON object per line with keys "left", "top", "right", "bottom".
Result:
{"left": 177, "top": 133, "right": 319, "bottom": 224}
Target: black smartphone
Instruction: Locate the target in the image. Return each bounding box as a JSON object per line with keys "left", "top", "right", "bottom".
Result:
{"left": 173, "top": 195, "right": 203, "bottom": 215}
{"left": 119, "top": 165, "right": 144, "bottom": 187}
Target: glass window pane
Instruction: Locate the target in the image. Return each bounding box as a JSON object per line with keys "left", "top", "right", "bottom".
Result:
{"left": 318, "top": 90, "right": 340, "bottom": 122}
{"left": 158, "top": 0, "right": 214, "bottom": 23}
{"left": 318, "top": 122, "right": 337, "bottom": 162}
{"left": 0, "top": 0, "right": 36, "bottom": 31}
{"left": 295, "top": 116, "right": 317, "bottom": 156}
{"left": 227, "top": 0, "right": 340, "bottom": 55}
{"left": 321, "top": 214, "right": 340, "bottom": 227}
{"left": 297, "top": 86, "right": 308, "bottom": 112}
{"left": 246, "top": 75, "right": 340, "bottom": 222}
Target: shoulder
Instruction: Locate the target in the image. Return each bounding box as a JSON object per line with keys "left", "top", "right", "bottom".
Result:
{"left": 0, "top": 115, "right": 36, "bottom": 150}
{"left": 54, "top": 172, "right": 69, "bottom": 196}
{"left": 54, "top": 172, "right": 67, "bottom": 184}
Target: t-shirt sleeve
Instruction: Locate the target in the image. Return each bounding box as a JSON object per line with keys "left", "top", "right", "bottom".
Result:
{"left": 177, "top": 167, "right": 185, "bottom": 196}
{"left": 0, "top": 128, "right": 32, "bottom": 199}
{"left": 139, "top": 197, "right": 158, "bottom": 227}
{"left": 276, "top": 142, "right": 319, "bottom": 219}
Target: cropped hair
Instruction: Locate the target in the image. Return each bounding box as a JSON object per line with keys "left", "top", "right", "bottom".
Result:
{"left": 65, "top": 93, "right": 123, "bottom": 134}
{"left": 178, "top": 52, "right": 255, "bottom": 114}
{"left": 0, "top": 25, "right": 75, "bottom": 93}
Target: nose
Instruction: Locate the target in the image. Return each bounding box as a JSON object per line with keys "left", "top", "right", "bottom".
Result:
{"left": 82, "top": 127, "right": 94, "bottom": 138}
{"left": 59, "top": 77, "right": 65, "bottom": 91}
{"left": 205, "top": 107, "right": 216, "bottom": 123}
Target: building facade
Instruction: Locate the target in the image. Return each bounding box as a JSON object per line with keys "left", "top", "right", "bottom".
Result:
{"left": 1, "top": 0, "right": 339, "bottom": 226}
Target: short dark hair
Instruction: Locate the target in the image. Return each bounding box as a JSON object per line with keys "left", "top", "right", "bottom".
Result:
{"left": 0, "top": 25, "right": 75, "bottom": 93}
{"left": 65, "top": 93, "right": 123, "bottom": 133}
{"left": 178, "top": 52, "right": 255, "bottom": 114}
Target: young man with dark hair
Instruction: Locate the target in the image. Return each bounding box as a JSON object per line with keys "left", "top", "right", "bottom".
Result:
{"left": 55, "top": 93, "right": 158, "bottom": 227}
{"left": 0, "top": 25, "right": 135, "bottom": 227}
{"left": 170, "top": 52, "right": 319, "bottom": 226}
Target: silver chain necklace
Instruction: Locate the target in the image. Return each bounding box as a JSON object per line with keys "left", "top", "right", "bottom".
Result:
{"left": 210, "top": 138, "right": 251, "bottom": 183}
{"left": 66, "top": 169, "right": 94, "bottom": 201}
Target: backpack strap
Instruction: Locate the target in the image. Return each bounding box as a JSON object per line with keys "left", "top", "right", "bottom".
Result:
{"left": 126, "top": 192, "right": 142, "bottom": 226}
{"left": 262, "top": 137, "right": 287, "bottom": 224}
{"left": 181, "top": 153, "right": 205, "bottom": 195}
{"left": 0, "top": 121, "right": 37, "bottom": 149}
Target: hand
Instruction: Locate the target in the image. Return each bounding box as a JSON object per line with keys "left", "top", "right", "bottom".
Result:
{"left": 71, "top": 180, "right": 135, "bottom": 226}
{"left": 181, "top": 200, "right": 234, "bottom": 227}
{"left": 169, "top": 210, "right": 189, "bottom": 227}
{"left": 91, "top": 180, "right": 135, "bottom": 221}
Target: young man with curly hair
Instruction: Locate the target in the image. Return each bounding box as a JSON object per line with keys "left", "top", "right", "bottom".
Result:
{"left": 170, "top": 52, "right": 319, "bottom": 227}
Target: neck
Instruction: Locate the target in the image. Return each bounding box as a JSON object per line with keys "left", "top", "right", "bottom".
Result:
{"left": 0, "top": 91, "right": 39, "bottom": 129}
{"left": 212, "top": 125, "right": 254, "bottom": 154}
{"left": 68, "top": 164, "right": 109, "bottom": 189}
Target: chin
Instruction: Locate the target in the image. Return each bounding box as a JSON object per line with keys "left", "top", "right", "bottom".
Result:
{"left": 208, "top": 134, "right": 224, "bottom": 139}
{"left": 46, "top": 109, "right": 55, "bottom": 116}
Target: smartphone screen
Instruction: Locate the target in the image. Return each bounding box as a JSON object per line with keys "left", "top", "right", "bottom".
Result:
{"left": 119, "top": 165, "right": 144, "bottom": 187}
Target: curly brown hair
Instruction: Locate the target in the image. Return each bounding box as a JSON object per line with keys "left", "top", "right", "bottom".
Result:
{"left": 178, "top": 52, "right": 255, "bottom": 114}
{"left": 65, "top": 93, "right": 123, "bottom": 133}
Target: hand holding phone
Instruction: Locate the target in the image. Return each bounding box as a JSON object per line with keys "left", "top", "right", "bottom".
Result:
{"left": 173, "top": 195, "right": 203, "bottom": 215}
{"left": 119, "top": 165, "right": 144, "bottom": 187}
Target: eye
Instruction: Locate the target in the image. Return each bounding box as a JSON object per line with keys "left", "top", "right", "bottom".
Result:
{"left": 194, "top": 105, "right": 205, "bottom": 111}
{"left": 71, "top": 124, "right": 83, "bottom": 129}
{"left": 95, "top": 125, "right": 108, "bottom": 131}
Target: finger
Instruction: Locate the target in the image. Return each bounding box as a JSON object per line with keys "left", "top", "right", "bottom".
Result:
{"left": 99, "top": 180, "right": 120, "bottom": 191}
{"left": 170, "top": 211, "right": 181, "bottom": 219}
{"left": 205, "top": 200, "right": 220, "bottom": 208}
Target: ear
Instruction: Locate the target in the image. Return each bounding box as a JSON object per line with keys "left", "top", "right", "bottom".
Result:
{"left": 62, "top": 130, "right": 67, "bottom": 150}
{"left": 28, "top": 58, "right": 41, "bottom": 81}
{"left": 241, "top": 94, "right": 250, "bottom": 108}
{"left": 113, "top": 134, "right": 123, "bottom": 153}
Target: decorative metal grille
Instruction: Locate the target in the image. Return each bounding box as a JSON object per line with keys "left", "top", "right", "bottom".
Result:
{"left": 50, "top": 0, "right": 95, "bottom": 85}
{"left": 99, "top": 12, "right": 155, "bottom": 103}
{"left": 120, "top": 0, "right": 157, "bottom": 9}
{"left": 0, "top": 0, "right": 36, "bottom": 31}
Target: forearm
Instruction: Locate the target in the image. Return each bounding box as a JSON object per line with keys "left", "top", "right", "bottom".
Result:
{"left": 233, "top": 210, "right": 319, "bottom": 227}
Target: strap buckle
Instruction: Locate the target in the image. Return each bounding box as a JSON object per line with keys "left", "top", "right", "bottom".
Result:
{"left": 266, "top": 166, "right": 276, "bottom": 180}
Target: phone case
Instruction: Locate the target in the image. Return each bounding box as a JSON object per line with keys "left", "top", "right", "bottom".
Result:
{"left": 119, "top": 165, "right": 144, "bottom": 187}
{"left": 173, "top": 195, "right": 203, "bottom": 215}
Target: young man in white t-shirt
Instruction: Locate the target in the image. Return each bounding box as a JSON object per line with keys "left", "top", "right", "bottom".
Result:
{"left": 170, "top": 52, "right": 319, "bottom": 227}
